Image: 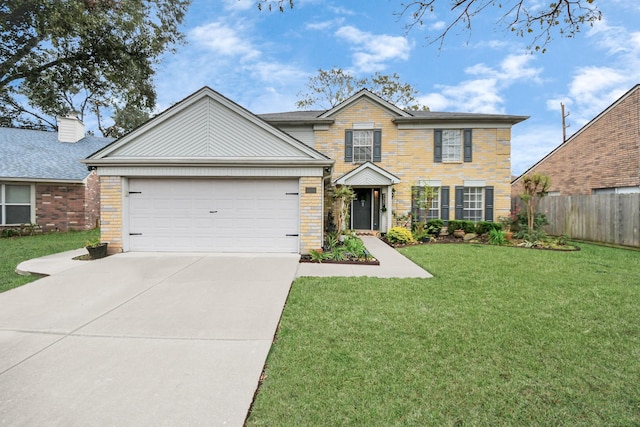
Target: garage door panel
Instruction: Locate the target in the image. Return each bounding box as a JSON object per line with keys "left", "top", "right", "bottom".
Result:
{"left": 128, "top": 179, "right": 299, "bottom": 253}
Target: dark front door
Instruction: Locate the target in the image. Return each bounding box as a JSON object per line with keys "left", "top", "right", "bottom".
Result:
{"left": 352, "top": 188, "right": 371, "bottom": 229}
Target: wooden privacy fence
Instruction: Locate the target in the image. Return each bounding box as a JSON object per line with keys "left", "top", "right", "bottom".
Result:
{"left": 537, "top": 194, "right": 640, "bottom": 248}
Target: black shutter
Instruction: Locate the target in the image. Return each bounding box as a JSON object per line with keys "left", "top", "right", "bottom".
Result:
{"left": 484, "top": 186, "right": 494, "bottom": 221}
{"left": 440, "top": 186, "right": 450, "bottom": 224}
{"left": 434, "top": 129, "right": 442, "bottom": 162}
{"left": 463, "top": 129, "right": 472, "bottom": 162}
{"left": 455, "top": 186, "right": 464, "bottom": 220}
{"left": 373, "top": 129, "right": 382, "bottom": 162}
{"left": 345, "top": 130, "right": 353, "bottom": 162}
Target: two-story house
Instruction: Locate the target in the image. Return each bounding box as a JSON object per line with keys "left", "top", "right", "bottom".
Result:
{"left": 85, "top": 87, "right": 527, "bottom": 254}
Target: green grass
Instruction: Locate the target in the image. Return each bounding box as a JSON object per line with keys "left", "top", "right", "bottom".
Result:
{"left": 247, "top": 243, "right": 640, "bottom": 426}
{"left": 0, "top": 229, "right": 99, "bottom": 293}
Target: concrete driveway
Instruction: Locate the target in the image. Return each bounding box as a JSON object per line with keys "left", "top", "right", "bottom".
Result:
{"left": 0, "top": 252, "right": 299, "bottom": 426}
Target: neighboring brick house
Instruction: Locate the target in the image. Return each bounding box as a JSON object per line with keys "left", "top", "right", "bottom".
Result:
{"left": 85, "top": 87, "right": 526, "bottom": 254}
{"left": 512, "top": 84, "right": 640, "bottom": 196}
{"left": 0, "top": 117, "right": 113, "bottom": 232}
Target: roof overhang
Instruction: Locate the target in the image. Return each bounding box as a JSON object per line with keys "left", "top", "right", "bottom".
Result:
{"left": 334, "top": 162, "right": 401, "bottom": 186}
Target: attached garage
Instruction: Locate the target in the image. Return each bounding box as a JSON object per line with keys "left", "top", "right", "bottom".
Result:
{"left": 84, "top": 87, "right": 333, "bottom": 254}
{"left": 128, "top": 178, "right": 299, "bottom": 253}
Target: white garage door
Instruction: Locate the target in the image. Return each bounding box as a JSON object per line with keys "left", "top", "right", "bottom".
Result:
{"left": 128, "top": 179, "right": 300, "bottom": 253}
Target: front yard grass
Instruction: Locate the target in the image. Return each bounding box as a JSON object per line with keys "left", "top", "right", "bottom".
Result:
{"left": 0, "top": 229, "right": 98, "bottom": 293}
{"left": 248, "top": 242, "right": 640, "bottom": 426}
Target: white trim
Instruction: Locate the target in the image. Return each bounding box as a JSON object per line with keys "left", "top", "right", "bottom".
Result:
{"left": 419, "top": 179, "right": 442, "bottom": 187}
{"left": 396, "top": 122, "right": 513, "bottom": 130}
{"left": 464, "top": 180, "right": 486, "bottom": 187}
{"left": 353, "top": 122, "right": 375, "bottom": 129}
{"left": 96, "top": 166, "right": 325, "bottom": 177}
{"left": 335, "top": 162, "right": 401, "bottom": 185}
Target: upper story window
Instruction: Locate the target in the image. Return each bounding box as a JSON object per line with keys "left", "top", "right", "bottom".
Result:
{"left": 442, "top": 130, "right": 462, "bottom": 162}
{"left": 1, "top": 183, "right": 32, "bottom": 225}
{"left": 434, "top": 129, "right": 472, "bottom": 163}
{"left": 353, "top": 130, "right": 374, "bottom": 162}
{"left": 345, "top": 129, "right": 382, "bottom": 163}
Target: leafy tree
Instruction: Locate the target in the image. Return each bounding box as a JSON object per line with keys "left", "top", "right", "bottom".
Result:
{"left": 296, "top": 67, "right": 427, "bottom": 110}
{"left": 0, "top": 0, "right": 191, "bottom": 134}
{"left": 519, "top": 173, "right": 551, "bottom": 231}
{"left": 258, "top": 0, "right": 601, "bottom": 52}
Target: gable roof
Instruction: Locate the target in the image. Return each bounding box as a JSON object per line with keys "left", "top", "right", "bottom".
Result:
{"left": 335, "top": 162, "right": 401, "bottom": 186}
{"left": 258, "top": 89, "right": 528, "bottom": 126}
{"left": 0, "top": 127, "right": 113, "bottom": 183}
{"left": 512, "top": 84, "right": 640, "bottom": 185}
{"left": 86, "top": 86, "right": 331, "bottom": 167}
{"left": 318, "top": 89, "right": 412, "bottom": 119}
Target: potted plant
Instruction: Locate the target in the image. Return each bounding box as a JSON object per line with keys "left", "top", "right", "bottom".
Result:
{"left": 85, "top": 237, "right": 108, "bottom": 259}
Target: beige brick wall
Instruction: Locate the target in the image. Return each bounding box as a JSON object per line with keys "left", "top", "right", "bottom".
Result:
{"left": 512, "top": 87, "right": 640, "bottom": 197}
{"left": 99, "top": 176, "right": 123, "bottom": 253}
{"left": 314, "top": 98, "right": 513, "bottom": 221}
{"left": 299, "top": 176, "right": 323, "bottom": 253}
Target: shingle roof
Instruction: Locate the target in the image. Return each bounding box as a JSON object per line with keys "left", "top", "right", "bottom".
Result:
{"left": 0, "top": 127, "right": 113, "bottom": 182}
{"left": 258, "top": 109, "right": 528, "bottom": 125}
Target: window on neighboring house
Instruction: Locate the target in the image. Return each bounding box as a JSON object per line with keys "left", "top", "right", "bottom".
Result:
{"left": 434, "top": 129, "right": 472, "bottom": 163}
{"left": 463, "top": 187, "right": 483, "bottom": 221}
{"left": 455, "top": 185, "right": 494, "bottom": 222}
{"left": 1, "top": 184, "right": 32, "bottom": 225}
{"left": 345, "top": 129, "right": 382, "bottom": 163}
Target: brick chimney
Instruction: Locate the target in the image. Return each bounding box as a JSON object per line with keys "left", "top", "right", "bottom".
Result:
{"left": 57, "top": 115, "right": 85, "bottom": 143}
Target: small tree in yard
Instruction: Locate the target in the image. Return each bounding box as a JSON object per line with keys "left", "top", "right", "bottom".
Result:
{"left": 519, "top": 174, "right": 551, "bottom": 231}
{"left": 331, "top": 185, "right": 355, "bottom": 235}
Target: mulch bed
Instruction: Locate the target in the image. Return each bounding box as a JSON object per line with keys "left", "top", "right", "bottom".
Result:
{"left": 299, "top": 255, "right": 380, "bottom": 265}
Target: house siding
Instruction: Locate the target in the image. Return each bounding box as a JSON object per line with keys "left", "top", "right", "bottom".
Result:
{"left": 512, "top": 86, "right": 640, "bottom": 197}
{"left": 314, "top": 98, "right": 512, "bottom": 223}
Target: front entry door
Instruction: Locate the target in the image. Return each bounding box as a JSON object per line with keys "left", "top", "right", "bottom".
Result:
{"left": 352, "top": 188, "right": 371, "bottom": 229}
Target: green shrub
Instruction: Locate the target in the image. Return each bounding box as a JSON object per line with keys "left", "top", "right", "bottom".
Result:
{"left": 448, "top": 220, "right": 475, "bottom": 233}
{"left": 386, "top": 226, "right": 414, "bottom": 245}
{"left": 476, "top": 221, "right": 502, "bottom": 235}
{"left": 426, "top": 219, "right": 444, "bottom": 235}
{"left": 488, "top": 228, "right": 506, "bottom": 245}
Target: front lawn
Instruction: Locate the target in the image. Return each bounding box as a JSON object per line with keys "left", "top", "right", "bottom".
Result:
{"left": 0, "top": 229, "right": 98, "bottom": 293}
{"left": 248, "top": 242, "right": 640, "bottom": 426}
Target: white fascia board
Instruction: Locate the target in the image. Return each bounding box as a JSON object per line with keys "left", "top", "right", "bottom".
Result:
{"left": 396, "top": 122, "right": 514, "bottom": 130}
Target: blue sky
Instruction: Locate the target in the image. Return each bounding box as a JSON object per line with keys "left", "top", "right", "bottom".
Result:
{"left": 151, "top": 0, "right": 640, "bottom": 176}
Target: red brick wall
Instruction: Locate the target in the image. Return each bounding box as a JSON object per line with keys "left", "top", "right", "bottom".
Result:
{"left": 512, "top": 87, "right": 640, "bottom": 197}
{"left": 35, "top": 174, "right": 100, "bottom": 232}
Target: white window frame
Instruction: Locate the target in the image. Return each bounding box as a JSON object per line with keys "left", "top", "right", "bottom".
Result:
{"left": 442, "top": 129, "right": 462, "bottom": 162}
{"left": 427, "top": 187, "right": 440, "bottom": 219}
{"left": 463, "top": 186, "right": 483, "bottom": 222}
{"left": 352, "top": 130, "right": 373, "bottom": 163}
{"left": 1, "top": 183, "right": 35, "bottom": 225}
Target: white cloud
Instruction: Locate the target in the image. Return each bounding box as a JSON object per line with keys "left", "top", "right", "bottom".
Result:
{"left": 419, "top": 53, "right": 541, "bottom": 113}
{"left": 335, "top": 26, "right": 411, "bottom": 72}
{"left": 511, "top": 122, "right": 563, "bottom": 176}
{"left": 190, "top": 22, "right": 260, "bottom": 61}
{"left": 221, "top": 0, "right": 253, "bottom": 11}
{"left": 306, "top": 18, "right": 344, "bottom": 31}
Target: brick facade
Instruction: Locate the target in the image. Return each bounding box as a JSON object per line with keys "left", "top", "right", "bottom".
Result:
{"left": 33, "top": 171, "right": 101, "bottom": 232}
{"left": 99, "top": 176, "right": 123, "bottom": 254}
{"left": 512, "top": 85, "right": 640, "bottom": 197}
{"left": 299, "top": 176, "right": 324, "bottom": 253}
{"left": 314, "top": 98, "right": 513, "bottom": 222}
